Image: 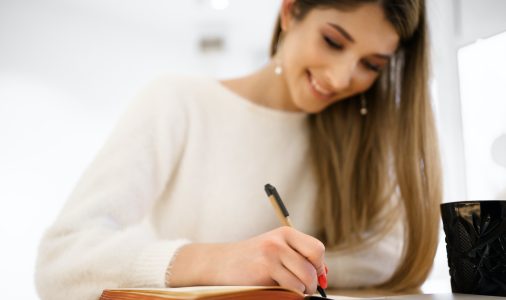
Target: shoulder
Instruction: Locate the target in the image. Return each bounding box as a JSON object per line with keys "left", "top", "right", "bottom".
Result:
{"left": 146, "top": 73, "right": 208, "bottom": 88}
{"left": 136, "top": 74, "right": 206, "bottom": 100}
{"left": 128, "top": 74, "right": 217, "bottom": 115}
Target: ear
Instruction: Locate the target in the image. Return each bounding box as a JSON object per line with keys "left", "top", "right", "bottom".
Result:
{"left": 280, "top": 0, "right": 296, "bottom": 31}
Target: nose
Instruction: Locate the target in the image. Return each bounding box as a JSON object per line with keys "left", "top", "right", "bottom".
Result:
{"left": 325, "top": 58, "right": 356, "bottom": 91}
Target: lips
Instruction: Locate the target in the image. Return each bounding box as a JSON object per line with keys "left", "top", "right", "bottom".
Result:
{"left": 307, "top": 71, "right": 335, "bottom": 101}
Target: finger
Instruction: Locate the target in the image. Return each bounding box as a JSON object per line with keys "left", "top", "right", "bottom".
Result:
{"left": 279, "top": 246, "right": 318, "bottom": 295}
{"left": 282, "top": 227, "right": 326, "bottom": 274}
{"left": 270, "top": 262, "right": 306, "bottom": 294}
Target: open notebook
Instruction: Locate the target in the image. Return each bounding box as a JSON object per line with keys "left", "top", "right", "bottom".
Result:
{"left": 100, "top": 286, "right": 384, "bottom": 300}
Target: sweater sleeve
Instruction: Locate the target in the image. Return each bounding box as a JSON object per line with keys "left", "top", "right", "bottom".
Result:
{"left": 35, "top": 76, "right": 191, "bottom": 300}
{"left": 324, "top": 218, "right": 404, "bottom": 289}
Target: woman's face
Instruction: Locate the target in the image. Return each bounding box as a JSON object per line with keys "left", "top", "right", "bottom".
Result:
{"left": 279, "top": 2, "right": 399, "bottom": 113}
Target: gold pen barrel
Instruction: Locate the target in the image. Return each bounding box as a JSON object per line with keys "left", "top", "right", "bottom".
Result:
{"left": 268, "top": 195, "right": 294, "bottom": 227}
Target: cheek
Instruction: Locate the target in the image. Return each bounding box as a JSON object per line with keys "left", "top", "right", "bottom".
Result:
{"left": 283, "top": 33, "right": 324, "bottom": 72}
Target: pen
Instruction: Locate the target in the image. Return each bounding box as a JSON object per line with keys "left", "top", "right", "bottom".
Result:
{"left": 264, "top": 183, "right": 328, "bottom": 298}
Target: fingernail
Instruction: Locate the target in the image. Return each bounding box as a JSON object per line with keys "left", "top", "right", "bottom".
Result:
{"left": 318, "top": 274, "right": 328, "bottom": 289}
{"left": 324, "top": 265, "right": 328, "bottom": 274}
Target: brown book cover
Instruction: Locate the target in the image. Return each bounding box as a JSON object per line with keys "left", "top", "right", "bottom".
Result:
{"left": 99, "top": 286, "right": 343, "bottom": 300}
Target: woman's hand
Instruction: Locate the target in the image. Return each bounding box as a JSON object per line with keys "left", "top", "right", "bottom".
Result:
{"left": 167, "top": 226, "right": 327, "bottom": 295}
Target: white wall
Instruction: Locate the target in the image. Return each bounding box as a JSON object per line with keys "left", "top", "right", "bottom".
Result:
{"left": 458, "top": 0, "right": 506, "bottom": 46}
{"left": 1, "top": 0, "right": 504, "bottom": 298}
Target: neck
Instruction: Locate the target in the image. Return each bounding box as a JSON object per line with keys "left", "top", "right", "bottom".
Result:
{"left": 221, "top": 60, "right": 301, "bottom": 113}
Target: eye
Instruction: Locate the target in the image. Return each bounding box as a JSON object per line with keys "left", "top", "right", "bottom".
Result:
{"left": 362, "top": 60, "right": 381, "bottom": 73}
{"left": 323, "top": 36, "right": 343, "bottom": 50}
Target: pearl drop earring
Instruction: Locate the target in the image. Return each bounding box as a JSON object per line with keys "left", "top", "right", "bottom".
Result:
{"left": 360, "top": 94, "right": 368, "bottom": 116}
{"left": 274, "top": 32, "right": 285, "bottom": 76}
{"left": 274, "top": 62, "right": 283, "bottom": 75}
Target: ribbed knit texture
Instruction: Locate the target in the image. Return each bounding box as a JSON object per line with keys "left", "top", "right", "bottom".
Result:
{"left": 35, "top": 75, "right": 404, "bottom": 300}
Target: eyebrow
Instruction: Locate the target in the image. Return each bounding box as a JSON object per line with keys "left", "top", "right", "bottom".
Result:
{"left": 373, "top": 54, "right": 393, "bottom": 61}
{"left": 327, "top": 22, "right": 355, "bottom": 43}
{"left": 328, "top": 22, "right": 394, "bottom": 61}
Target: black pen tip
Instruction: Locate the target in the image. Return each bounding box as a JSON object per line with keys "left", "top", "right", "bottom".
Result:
{"left": 317, "top": 286, "right": 327, "bottom": 298}
{"left": 264, "top": 183, "right": 275, "bottom": 196}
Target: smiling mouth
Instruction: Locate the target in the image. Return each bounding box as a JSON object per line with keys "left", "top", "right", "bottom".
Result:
{"left": 306, "top": 71, "right": 335, "bottom": 101}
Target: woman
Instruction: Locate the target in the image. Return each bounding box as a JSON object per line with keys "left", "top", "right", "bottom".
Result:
{"left": 35, "top": 0, "right": 442, "bottom": 299}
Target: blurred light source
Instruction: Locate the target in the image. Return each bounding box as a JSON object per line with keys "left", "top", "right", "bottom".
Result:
{"left": 458, "top": 30, "right": 506, "bottom": 199}
{"left": 492, "top": 134, "right": 506, "bottom": 168}
{"left": 210, "top": 0, "right": 229, "bottom": 10}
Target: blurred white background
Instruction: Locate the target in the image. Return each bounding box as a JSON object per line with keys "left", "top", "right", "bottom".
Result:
{"left": 1, "top": 0, "right": 505, "bottom": 298}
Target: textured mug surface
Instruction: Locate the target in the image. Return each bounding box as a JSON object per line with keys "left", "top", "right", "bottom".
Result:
{"left": 441, "top": 201, "right": 506, "bottom": 296}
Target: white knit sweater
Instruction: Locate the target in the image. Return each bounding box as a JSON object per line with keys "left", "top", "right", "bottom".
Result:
{"left": 35, "top": 75, "right": 404, "bottom": 300}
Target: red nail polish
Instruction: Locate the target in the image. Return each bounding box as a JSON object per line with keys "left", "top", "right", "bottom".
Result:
{"left": 318, "top": 274, "right": 328, "bottom": 289}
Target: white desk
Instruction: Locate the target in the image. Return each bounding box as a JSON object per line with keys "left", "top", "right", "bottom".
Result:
{"left": 327, "top": 294, "right": 504, "bottom": 299}
{"left": 386, "top": 294, "right": 504, "bottom": 299}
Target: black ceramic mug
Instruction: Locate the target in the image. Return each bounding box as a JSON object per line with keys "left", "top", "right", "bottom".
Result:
{"left": 441, "top": 200, "right": 506, "bottom": 296}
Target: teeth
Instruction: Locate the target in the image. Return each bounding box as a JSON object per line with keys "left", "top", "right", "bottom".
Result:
{"left": 311, "top": 76, "right": 332, "bottom": 96}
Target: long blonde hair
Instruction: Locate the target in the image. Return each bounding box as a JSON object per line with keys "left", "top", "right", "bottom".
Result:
{"left": 271, "top": 0, "right": 442, "bottom": 291}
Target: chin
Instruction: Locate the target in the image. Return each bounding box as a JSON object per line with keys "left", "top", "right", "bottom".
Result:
{"left": 293, "top": 92, "right": 340, "bottom": 114}
{"left": 297, "top": 106, "right": 326, "bottom": 114}
{"left": 295, "top": 100, "right": 330, "bottom": 114}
